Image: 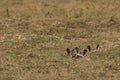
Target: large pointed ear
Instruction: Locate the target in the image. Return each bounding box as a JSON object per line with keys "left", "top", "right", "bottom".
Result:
{"left": 87, "top": 45, "right": 91, "bottom": 52}
{"left": 96, "top": 44, "right": 100, "bottom": 50}
{"left": 66, "top": 48, "right": 71, "bottom": 56}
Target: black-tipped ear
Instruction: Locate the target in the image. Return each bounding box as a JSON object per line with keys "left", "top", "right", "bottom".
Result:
{"left": 66, "top": 48, "right": 71, "bottom": 56}
{"left": 83, "top": 49, "right": 87, "bottom": 55}
{"left": 87, "top": 45, "right": 91, "bottom": 51}
{"left": 96, "top": 44, "right": 100, "bottom": 50}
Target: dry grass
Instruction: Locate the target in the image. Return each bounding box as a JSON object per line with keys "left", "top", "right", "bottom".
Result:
{"left": 0, "top": 0, "right": 120, "bottom": 80}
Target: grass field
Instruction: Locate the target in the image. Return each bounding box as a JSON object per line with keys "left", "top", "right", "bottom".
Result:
{"left": 0, "top": 0, "right": 120, "bottom": 80}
